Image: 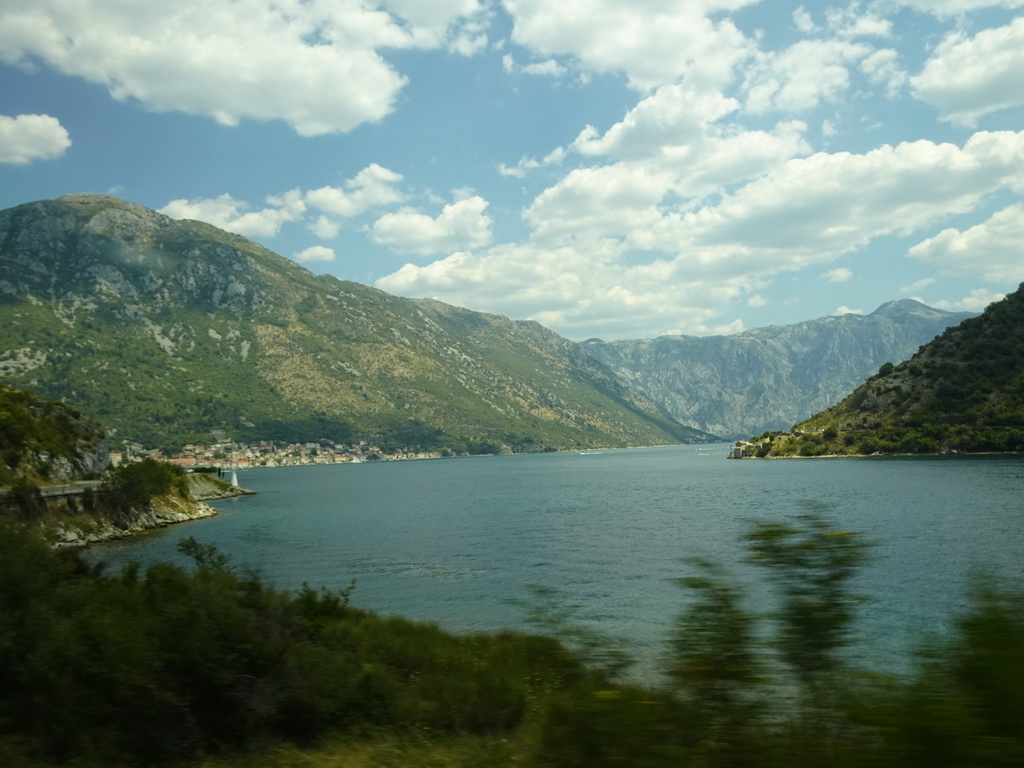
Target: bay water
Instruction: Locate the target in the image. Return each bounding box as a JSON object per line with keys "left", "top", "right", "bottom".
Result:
{"left": 89, "top": 446, "right": 1024, "bottom": 676}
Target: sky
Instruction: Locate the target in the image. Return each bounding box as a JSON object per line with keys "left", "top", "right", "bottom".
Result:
{"left": 1, "top": 0, "right": 1023, "bottom": 341}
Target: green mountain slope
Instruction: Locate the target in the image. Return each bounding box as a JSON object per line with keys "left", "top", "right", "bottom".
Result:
{"left": 0, "top": 194, "right": 706, "bottom": 451}
{"left": 761, "top": 282, "right": 1024, "bottom": 456}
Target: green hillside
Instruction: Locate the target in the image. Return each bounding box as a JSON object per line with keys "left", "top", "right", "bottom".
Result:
{"left": 0, "top": 195, "right": 707, "bottom": 451}
{"left": 760, "top": 282, "right": 1024, "bottom": 456}
{"left": 0, "top": 385, "right": 106, "bottom": 487}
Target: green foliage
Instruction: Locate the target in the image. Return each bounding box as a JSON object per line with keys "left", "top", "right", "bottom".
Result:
{"left": 2, "top": 516, "right": 1023, "bottom": 768}
{"left": 177, "top": 535, "right": 233, "bottom": 571}
{"left": 0, "top": 385, "right": 104, "bottom": 486}
{"left": 0, "top": 523, "right": 583, "bottom": 766}
{"left": 5, "top": 477, "right": 44, "bottom": 521}
{"left": 513, "top": 584, "right": 634, "bottom": 678}
{"left": 667, "top": 561, "right": 765, "bottom": 729}
{"left": 877, "top": 583, "right": 1024, "bottom": 767}
{"left": 744, "top": 515, "right": 870, "bottom": 685}
{"left": 103, "top": 458, "right": 189, "bottom": 511}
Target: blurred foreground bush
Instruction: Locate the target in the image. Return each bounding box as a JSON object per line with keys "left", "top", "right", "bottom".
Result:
{"left": 0, "top": 516, "right": 1022, "bottom": 767}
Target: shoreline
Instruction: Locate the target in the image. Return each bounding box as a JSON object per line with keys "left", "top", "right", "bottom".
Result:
{"left": 47, "top": 474, "right": 257, "bottom": 549}
{"left": 742, "top": 450, "right": 1024, "bottom": 460}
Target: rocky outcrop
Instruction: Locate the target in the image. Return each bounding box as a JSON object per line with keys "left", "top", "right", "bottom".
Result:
{"left": 581, "top": 300, "right": 975, "bottom": 438}
{"left": 46, "top": 492, "right": 219, "bottom": 548}
{"left": 186, "top": 471, "right": 256, "bottom": 501}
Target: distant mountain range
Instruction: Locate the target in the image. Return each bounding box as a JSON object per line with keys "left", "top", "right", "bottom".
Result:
{"left": 0, "top": 194, "right": 705, "bottom": 451}
{"left": 580, "top": 300, "right": 975, "bottom": 438}
{"left": 0, "top": 193, "right": 985, "bottom": 452}
{"left": 759, "top": 281, "right": 1024, "bottom": 456}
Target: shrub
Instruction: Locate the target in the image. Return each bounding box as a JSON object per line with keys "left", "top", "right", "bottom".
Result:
{"left": 103, "top": 458, "right": 188, "bottom": 510}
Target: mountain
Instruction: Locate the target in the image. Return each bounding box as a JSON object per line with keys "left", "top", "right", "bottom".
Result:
{"left": 580, "top": 300, "right": 975, "bottom": 438}
{"left": 758, "top": 282, "right": 1024, "bottom": 456}
{"left": 0, "top": 194, "right": 707, "bottom": 451}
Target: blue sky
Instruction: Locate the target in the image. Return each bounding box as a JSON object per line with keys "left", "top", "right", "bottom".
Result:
{"left": 1, "top": 0, "right": 1023, "bottom": 340}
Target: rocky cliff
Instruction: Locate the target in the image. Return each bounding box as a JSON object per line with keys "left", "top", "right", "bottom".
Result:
{"left": 581, "top": 300, "right": 975, "bottom": 438}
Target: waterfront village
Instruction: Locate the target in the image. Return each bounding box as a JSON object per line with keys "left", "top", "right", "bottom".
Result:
{"left": 109, "top": 434, "right": 446, "bottom": 471}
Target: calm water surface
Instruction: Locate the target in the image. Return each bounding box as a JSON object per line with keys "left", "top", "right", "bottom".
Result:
{"left": 90, "top": 446, "right": 1024, "bottom": 672}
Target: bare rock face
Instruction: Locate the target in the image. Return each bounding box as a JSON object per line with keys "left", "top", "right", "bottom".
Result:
{"left": 581, "top": 300, "right": 976, "bottom": 438}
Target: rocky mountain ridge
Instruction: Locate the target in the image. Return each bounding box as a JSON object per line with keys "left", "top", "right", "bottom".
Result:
{"left": 581, "top": 299, "right": 976, "bottom": 438}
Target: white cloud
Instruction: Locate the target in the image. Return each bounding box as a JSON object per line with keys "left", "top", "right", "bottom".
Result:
{"left": 883, "top": 0, "right": 1024, "bottom": 16}
{"left": 908, "top": 203, "right": 1024, "bottom": 282}
{"left": 498, "top": 146, "right": 566, "bottom": 178}
{"left": 152, "top": 160, "right": 416, "bottom": 260}
{"left": 911, "top": 17, "right": 1024, "bottom": 126}
{"left": 0, "top": 113, "right": 70, "bottom": 164}
{"left": 377, "top": 239, "right": 760, "bottom": 339}
{"left": 502, "top": 54, "right": 568, "bottom": 77}
{"left": 712, "top": 319, "right": 745, "bottom": 335}
{"left": 383, "top": 0, "right": 491, "bottom": 54}
{"left": 825, "top": 7, "right": 893, "bottom": 38}
{"left": 159, "top": 166, "right": 405, "bottom": 245}
{"left": 371, "top": 195, "right": 494, "bottom": 255}
{"left": 310, "top": 216, "right": 341, "bottom": 240}
{"left": 502, "top": 0, "right": 758, "bottom": 91}
{"left": 305, "top": 164, "right": 406, "bottom": 218}
{"left": 823, "top": 267, "right": 853, "bottom": 283}
{"left": 160, "top": 191, "right": 304, "bottom": 238}
{"left": 931, "top": 288, "right": 1005, "bottom": 312}
{"left": 519, "top": 86, "right": 810, "bottom": 247}
{"left": 0, "top": 0, "right": 488, "bottom": 135}
{"left": 652, "top": 131, "right": 1024, "bottom": 263}
{"left": 522, "top": 59, "right": 568, "bottom": 76}
{"left": 793, "top": 7, "right": 818, "bottom": 34}
{"left": 571, "top": 86, "right": 740, "bottom": 161}
{"left": 747, "top": 294, "right": 768, "bottom": 307}
{"left": 294, "top": 245, "right": 336, "bottom": 263}
{"left": 413, "top": 130, "right": 1024, "bottom": 338}
{"left": 836, "top": 306, "right": 863, "bottom": 315}
{"left": 901, "top": 277, "right": 935, "bottom": 292}
{"left": 524, "top": 163, "right": 669, "bottom": 245}
{"left": 860, "top": 49, "right": 908, "bottom": 97}
{"left": 744, "top": 39, "right": 872, "bottom": 114}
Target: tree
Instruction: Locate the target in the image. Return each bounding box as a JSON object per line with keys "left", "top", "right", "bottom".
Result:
{"left": 744, "top": 514, "right": 871, "bottom": 689}
{"left": 669, "top": 559, "right": 762, "bottom": 726}
{"left": 103, "top": 458, "right": 189, "bottom": 511}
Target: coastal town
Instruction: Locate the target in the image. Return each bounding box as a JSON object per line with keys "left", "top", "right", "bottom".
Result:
{"left": 110, "top": 437, "right": 446, "bottom": 471}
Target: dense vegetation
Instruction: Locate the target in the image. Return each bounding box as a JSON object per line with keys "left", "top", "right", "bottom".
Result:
{"left": 102, "top": 458, "right": 191, "bottom": 512}
{"left": 762, "top": 282, "right": 1024, "bottom": 456}
{"left": 2, "top": 515, "right": 1021, "bottom": 767}
{"left": 0, "top": 385, "right": 104, "bottom": 487}
{"left": 1, "top": 458, "right": 200, "bottom": 546}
